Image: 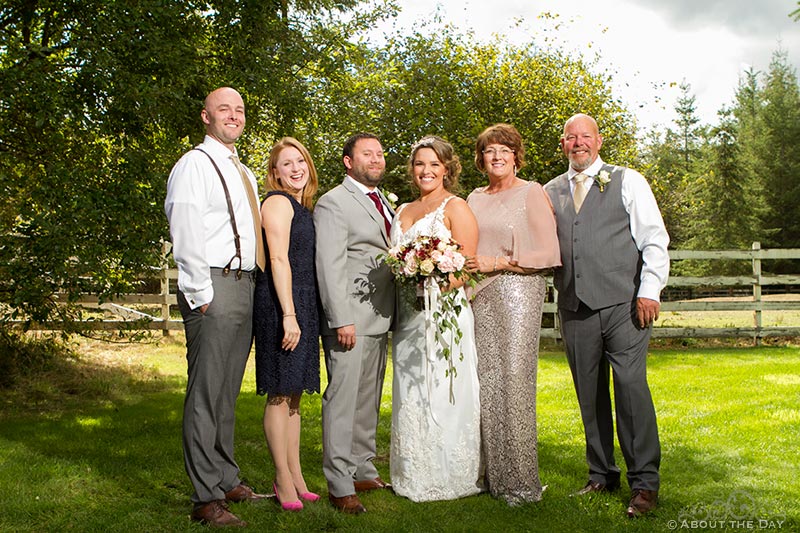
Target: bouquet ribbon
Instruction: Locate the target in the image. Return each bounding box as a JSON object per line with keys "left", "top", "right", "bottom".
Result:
{"left": 422, "top": 277, "right": 457, "bottom": 422}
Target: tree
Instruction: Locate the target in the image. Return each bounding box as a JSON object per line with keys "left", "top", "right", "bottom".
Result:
{"left": 683, "top": 108, "right": 762, "bottom": 274}
{"left": 303, "top": 23, "right": 636, "bottom": 203}
{"left": 0, "top": 0, "right": 395, "bottom": 332}
{"left": 757, "top": 49, "right": 800, "bottom": 252}
{"left": 674, "top": 80, "right": 702, "bottom": 172}
{"left": 1, "top": 0, "right": 209, "bottom": 329}
{"left": 639, "top": 128, "right": 690, "bottom": 247}
{"left": 638, "top": 82, "right": 705, "bottom": 248}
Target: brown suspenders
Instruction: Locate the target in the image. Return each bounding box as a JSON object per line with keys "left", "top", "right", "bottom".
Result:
{"left": 193, "top": 148, "right": 244, "bottom": 278}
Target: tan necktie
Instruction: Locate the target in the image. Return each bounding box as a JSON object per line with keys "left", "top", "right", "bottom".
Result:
{"left": 231, "top": 154, "right": 266, "bottom": 271}
{"left": 573, "top": 172, "right": 589, "bottom": 213}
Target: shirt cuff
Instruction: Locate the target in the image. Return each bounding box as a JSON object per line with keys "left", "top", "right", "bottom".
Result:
{"left": 183, "top": 285, "right": 214, "bottom": 310}
{"left": 637, "top": 277, "right": 662, "bottom": 302}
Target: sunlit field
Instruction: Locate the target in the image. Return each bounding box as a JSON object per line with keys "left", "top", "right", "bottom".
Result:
{"left": 1, "top": 333, "right": 797, "bottom": 532}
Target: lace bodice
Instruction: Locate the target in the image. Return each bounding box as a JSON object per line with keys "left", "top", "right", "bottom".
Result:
{"left": 391, "top": 196, "right": 455, "bottom": 247}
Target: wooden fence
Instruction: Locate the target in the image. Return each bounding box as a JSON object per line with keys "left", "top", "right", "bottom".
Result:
{"left": 17, "top": 243, "right": 800, "bottom": 343}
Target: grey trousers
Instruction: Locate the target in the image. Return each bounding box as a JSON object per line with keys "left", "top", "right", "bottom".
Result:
{"left": 559, "top": 301, "right": 661, "bottom": 492}
{"left": 178, "top": 269, "right": 255, "bottom": 504}
{"left": 321, "top": 333, "right": 388, "bottom": 497}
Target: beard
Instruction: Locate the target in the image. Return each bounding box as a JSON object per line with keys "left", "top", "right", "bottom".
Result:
{"left": 350, "top": 165, "right": 384, "bottom": 187}
{"left": 568, "top": 153, "right": 593, "bottom": 172}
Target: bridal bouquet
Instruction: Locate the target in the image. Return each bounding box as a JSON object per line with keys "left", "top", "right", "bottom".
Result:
{"left": 384, "top": 234, "right": 470, "bottom": 289}
{"left": 382, "top": 235, "right": 477, "bottom": 401}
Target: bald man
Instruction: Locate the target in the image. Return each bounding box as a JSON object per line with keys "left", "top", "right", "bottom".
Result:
{"left": 544, "top": 113, "right": 669, "bottom": 518}
{"left": 165, "top": 87, "right": 267, "bottom": 527}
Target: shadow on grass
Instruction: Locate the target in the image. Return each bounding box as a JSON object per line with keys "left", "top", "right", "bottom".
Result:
{"left": 0, "top": 353, "right": 191, "bottom": 522}
{"left": 2, "top": 345, "right": 798, "bottom": 532}
{"left": 0, "top": 352, "right": 335, "bottom": 530}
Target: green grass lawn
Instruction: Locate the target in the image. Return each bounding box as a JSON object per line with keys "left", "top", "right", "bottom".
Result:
{"left": 1, "top": 335, "right": 798, "bottom": 532}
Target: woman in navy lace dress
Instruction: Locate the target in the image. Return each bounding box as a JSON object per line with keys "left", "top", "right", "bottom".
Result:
{"left": 253, "top": 137, "right": 320, "bottom": 511}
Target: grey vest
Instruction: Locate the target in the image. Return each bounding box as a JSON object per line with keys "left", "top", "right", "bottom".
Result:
{"left": 544, "top": 165, "right": 642, "bottom": 312}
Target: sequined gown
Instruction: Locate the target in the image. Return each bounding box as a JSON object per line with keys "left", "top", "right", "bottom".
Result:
{"left": 466, "top": 182, "right": 561, "bottom": 505}
{"left": 389, "top": 197, "right": 482, "bottom": 502}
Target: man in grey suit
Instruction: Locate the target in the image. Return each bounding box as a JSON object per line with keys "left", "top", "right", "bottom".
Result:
{"left": 544, "top": 114, "right": 669, "bottom": 518}
{"left": 315, "top": 133, "right": 396, "bottom": 514}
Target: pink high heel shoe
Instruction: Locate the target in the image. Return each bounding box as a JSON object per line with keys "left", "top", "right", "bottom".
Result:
{"left": 298, "top": 490, "right": 320, "bottom": 502}
{"left": 273, "top": 482, "right": 303, "bottom": 511}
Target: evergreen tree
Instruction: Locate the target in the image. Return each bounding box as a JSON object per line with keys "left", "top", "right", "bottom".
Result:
{"left": 685, "top": 108, "right": 762, "bottom": 274}
{"left": 639, "top": 128, "right": 689, "bottom": 247}
{"left": 639, "top": 82, "right": 705, "bottom": 249}
{"left": 758, "top": 49, "right": 800, "bottom": 251}
{"left": 674, "top": 80, "right": 701, "bottom": 172}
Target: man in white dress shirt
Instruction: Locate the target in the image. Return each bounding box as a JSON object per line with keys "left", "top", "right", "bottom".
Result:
{"left": 165, "top": 87, "right": 267, "bottom": 527}
{"left": 544, "top": 113, "right": 669, "bottom": 518}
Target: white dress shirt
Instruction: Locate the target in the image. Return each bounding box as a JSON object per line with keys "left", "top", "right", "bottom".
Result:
{"left": 165, "top": 135, "right": 260, "bottom": 309}
{"left": 345, "top": 175, "right": 393, "bottom": 227}
{"left": 568, "top": 157, "right": 670, "bottom": 302}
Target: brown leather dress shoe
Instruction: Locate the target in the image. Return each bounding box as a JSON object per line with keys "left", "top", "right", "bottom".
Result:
{"left": 353, "top": 477, "right": 391, "bottom": 492}
{"left": 225, "top": 483, "right": 269, "bottom": 503}
{"left": 627, "top": 489, "right": 658, "bottom": 517}
{"left": 329, "top": 494, "right": 367, "bottom": 514}
{"left": 572, "top": 479, "right": 621, "bottom": 496}
{"left": 191, "top": 500, "right": 246, "bottom": 527}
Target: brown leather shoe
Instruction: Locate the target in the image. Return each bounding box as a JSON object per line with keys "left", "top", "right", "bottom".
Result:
{"left": 627, "top": 489, "right": 658, "bottom": 517}
{"left": 191, "top": 500, "right": 247, "bottom": 527}
{"left": 225, "top": 483, "right": 269, "bottom": 503}
{"left": 353, "top": 477, "right": 391, "bottom": 492}
{"left": 572, "top": 479, "right": 621, "bottom": 496}
{"left": 329, "top": 493, "right": 367, "bottom": 514}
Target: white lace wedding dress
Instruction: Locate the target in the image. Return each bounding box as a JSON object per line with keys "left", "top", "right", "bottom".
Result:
{"left": 389, "top": 196, "right": 482, "bottom": 502}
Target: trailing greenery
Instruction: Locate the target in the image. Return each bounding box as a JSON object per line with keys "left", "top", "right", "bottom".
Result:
{"left": 1, "top": 337, "right": 798, "bottom": 532}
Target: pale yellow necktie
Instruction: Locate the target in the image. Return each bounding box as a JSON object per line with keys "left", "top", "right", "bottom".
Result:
{"left": 231, "top": 154, "right": 266, "bottom": 271}
{"left": 573, "top": 172, "right": 589, "bottom": 213}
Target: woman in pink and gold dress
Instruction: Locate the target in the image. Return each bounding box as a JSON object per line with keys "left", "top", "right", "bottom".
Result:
{"left": 465, "top": 123, "right": 561, "bottom": 505}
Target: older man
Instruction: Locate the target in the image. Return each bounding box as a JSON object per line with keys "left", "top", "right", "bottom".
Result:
{"left": 165, "top": 87, "right": 268, "bottom": 527}
{"left": 544, "top": 113, "right": 669, "bottom": 518}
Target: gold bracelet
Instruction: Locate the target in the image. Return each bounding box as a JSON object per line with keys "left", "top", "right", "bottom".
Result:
{"left": 283, "top": 313, "right": 296, "bottom": 317}
{"left": 493, "top": 256, "right": 498, "bottom": 271}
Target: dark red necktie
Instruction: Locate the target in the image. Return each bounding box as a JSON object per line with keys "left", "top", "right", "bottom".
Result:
{"left": 367, "top": 192, "right": 391, "bottom": 235}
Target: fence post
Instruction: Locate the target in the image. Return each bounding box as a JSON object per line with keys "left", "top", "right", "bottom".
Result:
{"left": 752, "top": 241, "right": 762, "bottom": 346}
{"left": 160, "top": 241, "right": 172, "bottom": 337}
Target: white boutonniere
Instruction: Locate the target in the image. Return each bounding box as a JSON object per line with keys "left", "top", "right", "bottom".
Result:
{"left": 383, "top": 190, "right": 399, "bottom": 210}
{"left": 597, "top": 170, "right": 611, "bottom": 192}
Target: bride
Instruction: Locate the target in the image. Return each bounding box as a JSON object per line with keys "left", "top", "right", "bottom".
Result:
{"left": 389, "top": 135, "right": 482, "bottom": 502}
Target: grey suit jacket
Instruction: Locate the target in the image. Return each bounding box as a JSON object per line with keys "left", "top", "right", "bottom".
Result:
{"left": 314, "top": 178, "right": 395, "bottom": 336}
